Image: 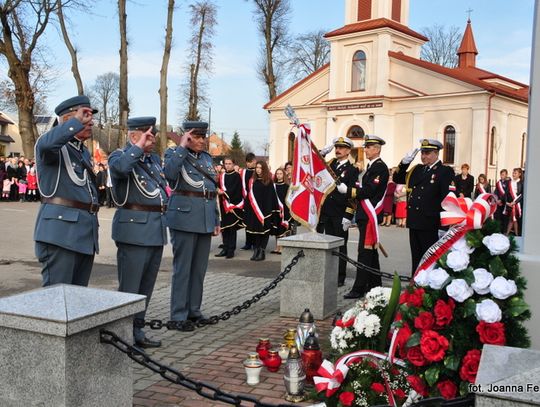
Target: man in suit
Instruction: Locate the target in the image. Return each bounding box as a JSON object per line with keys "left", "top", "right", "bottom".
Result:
{"left": 96, "top": 163, "right": 107, "bottom": 205}
{"left": 108, "top": 116, "right": 167, "bottom": 349}
{"left": 317, "top": 136, "right": 359, "bottom": 287}
{"left": 393, "top": 139, "right": 455, "bottom": 275}
{"left": 164, "top": 121, "right": 220, "bottom": 332}
{"left": 34, "top": 95, "right": 99, "bottom": 287}
{"left": 337, "top": 135, "right": 389, "bottom": 299}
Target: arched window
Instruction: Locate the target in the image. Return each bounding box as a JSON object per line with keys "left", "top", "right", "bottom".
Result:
{"left": 287, "top": 132, "right": 295, "bottom": 162}
{"left": 443, "top": 125, "right": 456, "bottom": 164}
{"left": 352, "top": 50, "right": 366, "bottom": 91}
{"left": 489, "top": 127, "right": 497, "bottom": 166}
{"left": 347, "top": 125, "right": 365, "bottom": 139}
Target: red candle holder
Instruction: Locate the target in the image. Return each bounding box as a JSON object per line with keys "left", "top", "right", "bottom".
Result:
{"left": 256, "top": 338, "right": 271, "bottom": 361}
{"left": 265, "top": 350, "right": 282, "bottom": 372}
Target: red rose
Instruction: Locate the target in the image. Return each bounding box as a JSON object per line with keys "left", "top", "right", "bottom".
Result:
{"left": 399, "top": 291, "right": 409, "bottom": 305}
{"left": 476, "top": 321, "right": 506, "bottom": 345}
{"left": 395, "top": 323, "right": 412, "bottom": 356}
{"left": 407, "top": 375, "right": 428, "bottom": 397}
{"left": 339, "top": 391, "right": 355, "bottom": 406}
{"left": 407, "top": 346, "right": 428, "bottom": 366}
{"left": 460, "top": 349, "right": 481, "bottom": 383}
{"left": 434, "top": 299, "right": 455, "bottom": 328}
{"left": 408, "top": 288, "right": 425, "bottom": 307}
{"left": 414, "top": 311, "right": 435, "bottom": 331}
{"left": 420, "top": 330, "right": 449, "bottom": 362}
{"left": 437, "top": 379, "right": 458, "bottom": 399}
{"left": 371, "top": 382, "right": 385, "bottom": 393}
{"left": 394, "top": 388, "right": 407, "bottom": 399}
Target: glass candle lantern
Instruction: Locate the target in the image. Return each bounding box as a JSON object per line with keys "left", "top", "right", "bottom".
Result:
{"left": 283, "top": 328, "right": 296, "bottom": 348}
{"left": 278, "top": 343, "right": 290, "bottom": 360}
{"left": 243, "top": 352, "right": 263, "bottom": 386}
{"left": 265, "top": 349, "right": 282, "bottom": 372}
{"left": 295, "top": 308, "right": 317, "bottom": 351}
{"left": 283, "top": 346, "right": 306, "bottom": 402}
{"left": 256, "top": 338, "right": 271, "bottom": 361}
{"left": 301, "top": 332, "right": 323, "bottom": 384}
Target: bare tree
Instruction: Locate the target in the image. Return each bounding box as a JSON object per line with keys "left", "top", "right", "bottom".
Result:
{"left": 118, "top": 0, "right": 129, "bottom": 142}
{"left": 159, "top": 0, "right": 175, "bottom": 154}
{"left": 56, "top": 0, "right": 84, "bottom": 94}
{"left": 287, "top": 29, "right": 330, "bottom": 81}
{"left": 420, "top": 24, "right": 462, "bottom": 68}
{"left": 182, "top": 0, "right": 217, "bottom": 121}
{"left": 89, "top": 72, "right": 120, "bottom": 125}
{"left": 247, "top": 0, "right": 291, "bottom": 100}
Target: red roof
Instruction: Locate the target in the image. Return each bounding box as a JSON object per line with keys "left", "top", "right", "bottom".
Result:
{"left": 325, "top": 18, "right": 428, "bottom": 42}
{"left": 263, "top": 63, "right": 330, "bottom": 109}
{"left": 389, "top": 51, "right": 528, "bottom": 102}
{"left": 457, "top": 20, "right": 478, "bottom": 55}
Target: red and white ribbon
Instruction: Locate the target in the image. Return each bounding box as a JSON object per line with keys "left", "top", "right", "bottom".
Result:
{"left": 273, "top": 184, "right": 289, "bottom": 229}
{"left": 360, "top": 186, "right": 387, "bottom": 246}
{"left": 248, "top": 178, "right": 265, "bottom": 225}
{"left": 507, "top": 182, "right": 522, "bottom": 221}
{"left": 219, "top": 172, "right": 244, "bottom": 213}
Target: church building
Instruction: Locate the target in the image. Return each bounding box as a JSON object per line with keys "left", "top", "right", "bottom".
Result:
{"left": 265, "top": 0, "right": 529, "bottom": 182}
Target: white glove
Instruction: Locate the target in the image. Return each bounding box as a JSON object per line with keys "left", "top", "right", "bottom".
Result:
{"left": 401, "top": 148, "right": 420, "bottom": 165}
{"left": 319, "top": 142, "right": 334, "bottom": 157}
{"left": 342, "top": 218, "right": 352, "bottom": 231}
{"left": 336, "top": 183, "right": 348, "bottom": 194}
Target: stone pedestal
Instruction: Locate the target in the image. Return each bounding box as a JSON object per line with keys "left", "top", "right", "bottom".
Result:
{"left": 0, "top": 284, "right": 146, "bottom": 407}
{"left": 475, "top": 345, "right": 540, "bottom": 406}
{"left": 278, "top": 232, "right": 344, "bottom": 320}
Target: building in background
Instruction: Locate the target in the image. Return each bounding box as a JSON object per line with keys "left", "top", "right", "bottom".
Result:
{"left": 265, "top": 0, "right": 528, "bottom": 182}
{"left": 0, "top": 111, "right": 22, "bottom": 157}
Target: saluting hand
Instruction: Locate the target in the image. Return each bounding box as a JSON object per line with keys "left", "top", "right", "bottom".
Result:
{"left": 402, "top": 148, "right": 420, "bottom": 165}
{"left": 74, "top": 107, "right": 94, "bottom": 126}
{"left": 180, "top": 129, "right": 195, "bottom": 149}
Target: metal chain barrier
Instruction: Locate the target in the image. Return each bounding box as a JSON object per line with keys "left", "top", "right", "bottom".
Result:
{"left": 135, "top": 250, "right": 305, "bottom": 331}
{"left": 332, "top": 250, "right": 412, "bottom": 282}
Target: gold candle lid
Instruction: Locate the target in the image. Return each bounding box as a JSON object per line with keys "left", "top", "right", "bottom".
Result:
{"left": 287, "top": 328, "right": 295, "bottom": 334}
{"left": 288, "top": 346, "right": 300, "bottom": 359}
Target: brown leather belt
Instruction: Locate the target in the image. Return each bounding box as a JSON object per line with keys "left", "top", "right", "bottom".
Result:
{"left": 122, "top": 203, "right": 167, "bottom": 213}
{"left": 41, "top": 197, "right": 100, "bottom": 214}
{"left": 172, "top": 190, "right": 216, "bottom": 199}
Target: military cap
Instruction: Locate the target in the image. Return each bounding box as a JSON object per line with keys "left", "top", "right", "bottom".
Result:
{"left": 363, "top": 135, "right": 386, "bottom": 147}
{"left": 419, "top": 138, "right": 443, "bottom": 151}
{"left": 182, "top": 121, "right": 208, "bottom": 137}
{"left": 127, "top": 116, "right": 157, "bottom": 132}
{"left": 333, "top": 136, "right": 353, "bottom": 149}
{"left": 54, "top": 95, "right": 98, "bottom": 116}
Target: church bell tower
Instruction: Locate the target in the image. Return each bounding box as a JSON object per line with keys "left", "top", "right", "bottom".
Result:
{"left": 345, "top": 0, "right": 410, "bottom": 25}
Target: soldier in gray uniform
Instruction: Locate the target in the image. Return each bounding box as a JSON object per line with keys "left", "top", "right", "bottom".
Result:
{"left": 164, "top": 121, "right": 220, "bottom": 331}
{"left": 34, "top": 95, "right": 99, "bottom": 287}
{"left": 109, "top": 117, "right": 167, "bottom": 348}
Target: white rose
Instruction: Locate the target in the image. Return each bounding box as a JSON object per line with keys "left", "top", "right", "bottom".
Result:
{"left": 451, "top": 237, "right": 475, "bottom": 254}
{"left": 414, "top": 268, "right": 430, "bottom": 287}
{"left": 490, "top": 276, "right": 518, "bottom": 300}
{"left": 482, "top": 233, "right": 510, "bottom": 256}
{"left": 476, "top": 299, "right": 502, "bottom": 323}
{"left": 446, "top": 251, "right": 470, "bottom": 272}
{"left": 471, "top": 268, "right": 494, "bottom": 295}
{"left": 428, "top": 267, "right": 450, "bottom": 289}
{"left": 446, "top": 279, "right": 474, "bottom": 302}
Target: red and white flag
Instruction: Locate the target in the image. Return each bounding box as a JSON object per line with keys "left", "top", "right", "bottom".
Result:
{"left": 286, "top": 123, "right": 335, "bottom": 231}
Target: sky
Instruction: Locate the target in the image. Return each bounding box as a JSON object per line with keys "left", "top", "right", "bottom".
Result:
{"left": 4, "top": 0, "right": 535, "bottom": 153}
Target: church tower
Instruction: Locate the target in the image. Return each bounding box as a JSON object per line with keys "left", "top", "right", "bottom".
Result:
{"left": 345, "top": 0, "right": 410, "bottom": 25}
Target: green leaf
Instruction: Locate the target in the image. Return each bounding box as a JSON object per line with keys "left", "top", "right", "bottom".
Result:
{"left": 489, "top": 256, "right": 507, "bottom": 277}
{"left": 438, "top": 253, "right": 448, "bottom": 269}
{"left": 508, "top": 297, "right": 529, "bottom": 317}
{"left": 406, "top": 332, "right": 421, "bottom": 348}
{"left": 378, "top": 272, "right": 402, "bottom": 352}
{"left": 423, "top": 293, "right": 434, "bottom": 309}
{"left": 461, "top": 267, "right": 475, "bottom": 285}
{"left": 463, "top": 299, "right": 477, "bottom": 318}
{"left": 466, "top": 230, "right": 483, "bottom": 248}
{"left": 425, "top": 365, "right": 440, "bottom": 386}
{"left": 444, "top": 355, "right": 460, "bottom": 371}
{"left": 460, "top": 380, "right": 470, "bottom": 396}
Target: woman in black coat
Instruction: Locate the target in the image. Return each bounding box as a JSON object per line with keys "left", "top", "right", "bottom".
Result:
{"left": 454, "top": 163, "right": 474, "bottom": 198}
{"left": 505, "top": 168, "right": 524, "bottom": 236}
{"left": 270, "top": 167, "right": 291, "bottom": 254}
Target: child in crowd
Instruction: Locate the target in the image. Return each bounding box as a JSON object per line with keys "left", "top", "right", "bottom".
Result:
{"left": 3, "top": 178, "right": 13, "bottom": 200}
{"left": 17, "top": 179, "right": 27, "bottom": 202}
{"left": 26, "top": 167, "right": 38, "bottom": 201}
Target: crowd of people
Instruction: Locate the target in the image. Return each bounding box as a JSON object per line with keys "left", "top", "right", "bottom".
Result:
{"left": 0, "top": 157, "right": 39, "bottom": 202}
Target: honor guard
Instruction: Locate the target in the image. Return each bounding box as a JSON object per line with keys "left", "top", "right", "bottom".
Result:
{"left": 240, "top": 153, "right": 257, "bottom": 250}
{"left": 317, "top": 136, "right": 359, "bottom": 287}
{"left": 109, "top": 116, "right": 168, "bottom": 349}
{"left": 34, "top": 95, "right": 99, "bottom": 287}
{"left": 164, "top": 121, "right": 220, "bottom": 331}
{"left": 337, "top": 135, "right": 388, "bottom": 299}
{"left": 393, "top": 138, "right": 455, "bottom": 275}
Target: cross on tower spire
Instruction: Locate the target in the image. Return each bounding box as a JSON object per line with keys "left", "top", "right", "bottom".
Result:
{"left": 466, "top": 7, "right": 473, "bottom": 22}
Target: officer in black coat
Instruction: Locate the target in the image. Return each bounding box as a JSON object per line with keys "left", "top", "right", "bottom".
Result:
{"left": 393, "top": 139, "right": 455, "bottom": 275}
{"left": 337, "top": 136, "right": 389, "bottom": 299}
{"left": 316, "top": 136, "right": 359, "bottom": 287}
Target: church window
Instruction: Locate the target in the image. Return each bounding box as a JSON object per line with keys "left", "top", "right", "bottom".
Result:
{"left": 357, "top": 0, "right": 372, "bottom": 21}
{"left": 489, "top": 127, "right": 497, "bottom": 166}
{"left": 443, "top": 125, "right": 456, "bottom": 164}
{"left": 352, "top": 51, "right": 366, "bottom": 91}
{"left": 347, "top": 125, "right": 365, "bottom": 139}
{"left": 287, "top": 132, "right": 295, "bottom": 162}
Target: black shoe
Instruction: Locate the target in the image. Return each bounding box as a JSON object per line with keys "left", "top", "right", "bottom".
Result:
{"left": 250, "top": 248, "right": 259, "bottom": 261}
{"left": 215, "top": 249, "right": 227, "bottom": 257}
{"left": 255, "top": 249, "right": 265, "bottom": 261}
{"left": 135, "top": 337, "right": 162, "bottom": 348}
{"left": 218, "top": 244, "right": 224, "bottom": 249}
{"left": 226, "top": 252, "right": 234, "bottom": 259}
{"left": 343, "top": 291, "right": 363, "bottom": 299}
{"left": 240, "top": 244, "right": 253, "bottom": 250}
{"left": 188, "top": 315, "right": 205, "bottom": 323}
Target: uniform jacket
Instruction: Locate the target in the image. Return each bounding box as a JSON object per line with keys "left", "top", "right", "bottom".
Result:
{"left": 164, "top": 146, "right": 219, "bottom": 234}
{"left": 321, "top": 158, "right": 359, "bottom": 219}
{"left": 109, "top": 144, "right": 168, "bottom": 246}
{"left": 219, "top": 170, "right": 244, "bottom": 230}
{"left": 393, "top": 160, "right": 454, "bottom": 231}
{"left": 347, "top": 157, "right": 389, "bottom": 222}
{"left": 33, "top": 118, "right": 99, "bottom": 255}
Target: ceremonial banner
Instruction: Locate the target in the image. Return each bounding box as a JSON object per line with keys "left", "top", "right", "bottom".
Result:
{"left": 285, "top": 121, "right": 335, "bottom": 231}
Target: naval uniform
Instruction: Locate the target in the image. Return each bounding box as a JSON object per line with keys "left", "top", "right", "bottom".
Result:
{"left": 164, "top": 146, "right": 219, "bottom": 322}
{"left": 109, "top": 143, "right": 168, "bottom": 342}
{"left": 316, "top": 158, "right": 359, "bottom": 285}
{"left": 218, "top": 170, "right": 245, "bottom": 257}
{"left": 393, "top": 159, "right": 454, "bottom": 275}
{"left": 34, "top": 118, "right": 99, "bottom": 287}
{"left": 347, "top": 157, "right": 389, "bottom": 293}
